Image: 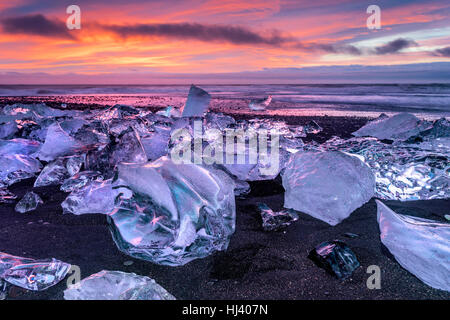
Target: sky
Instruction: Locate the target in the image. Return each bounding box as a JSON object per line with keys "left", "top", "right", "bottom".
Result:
{"left": 0, "top": 0, "right": 449, "bottom": 84}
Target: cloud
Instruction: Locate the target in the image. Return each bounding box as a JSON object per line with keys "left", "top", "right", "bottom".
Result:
{"left": 373, "top": 38, "right": 418, "bottom": 55}
{"left": 432, "top": 46, "right": 450, "bottom": 57}
{"left": 105, "top": 22, "right": 293, "bottom": 46}
{"left": 0, "top": 14, "right": 74, "bottom": 39}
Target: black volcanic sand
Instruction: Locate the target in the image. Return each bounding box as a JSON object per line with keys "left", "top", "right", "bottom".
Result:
{"left": 1, "top": 112, "right": 450, "bottom": 300}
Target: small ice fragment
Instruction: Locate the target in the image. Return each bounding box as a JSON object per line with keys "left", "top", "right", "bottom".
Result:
{"left": 0, "top": 188, "right": 17, "bottom": 203}
{"left": 14, "top": 191, "right": 43, "bottom": 213}
{"left": 156, "top": 106, "right": 181, "bottom": 118}
{"left": 34, "top": 158, "right": 68, "bottom": 187}
{"left": 445, "top": 215, "right": 450, "bottom": 221}
{"left": 181, "top": 85, "right": 211, "bottom": 117}
{"left": 0, "top": 252, "right": 71, "bottom": 291}
{"left": 343, "top": 232, "right": 360, "bottom": 239}
{"left": 282, "top": 151, "right": 375, "bottom": 226}
{"left": 353, "top": 113, "right": 430, "bottom": 141}
{"left": 376, "top": 200, "right": 450, "bottom": 292}
{"left": 60, "top": 171, "right": 103, "bottom": 193}
{"left": 249, "top": 96, "right": 272, "bottom": 111}
{"left": 304, "top": 120, "right": 323, "bottom": 134}
{"left": 257, "top": 203, "right": 298, "bottom": 231}
{"left": 308, "top": 240, "right": 360, "bottom": 279}
{"left": 64, "top": 270, "right": 175, "bottom": 300}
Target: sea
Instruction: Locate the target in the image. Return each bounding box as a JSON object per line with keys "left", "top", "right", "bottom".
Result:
{"left": 0, "top": 84, "right": 449, "bottom": 119}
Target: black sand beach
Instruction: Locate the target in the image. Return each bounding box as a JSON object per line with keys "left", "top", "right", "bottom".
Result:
{"left": 1, "top": 103, "right": 449, "bottom": 300}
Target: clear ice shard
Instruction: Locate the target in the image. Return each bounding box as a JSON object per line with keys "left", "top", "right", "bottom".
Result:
{"left": 15, "top": 191, "right": 43, "bottom": 213}
{"left": 304, "top": 120, "right": 323, "bottom": 134}
{"left": 0, "top": 121, "right": 18, "bottom": 139}
{"left": 282, "top": 151, "right": 375, "bottom": 226}
{"left": 156, "top": 106, "right": 181, "bottom": 118}
{"left": 0, "top": 154, "right": 42, "bottom": 187}
{"left": 353, "top": 112, "right": 430, "bottom": 141}
{"left": 0, "top": 138, "right": 41, "bottom": 156}
{"left": 321, "top": 136, "right": 449, "bottom": 200}
{"left": 61, "top": 179, "right": 127, "bottom": 215}
{"left": 64, "top": 270, "right": 176, "bottom": 300}
{"left": 376, "top": 200, "right": 450, "bottom": 292}
{"left": 249, "top": 96, "right": 272, "bottom": 111}
{"left": 107, "top": 157, "right": 236, "bottom": 266}
{"left": 34, "top": 155, "right": 84, "bottom": 187}
{"left": 37, "top": 122, "right": 85, "bottom": 161}
{"left": 257, "top": 203, "right": 298, "bottom": 231}
{"left": 60, "top": 171, "right": 103, "bottom": 192}
{"left": 0, "top": 252, "right": 71, "bottom": 291}
{"left": 0, "top": 188, "right": 17, "bottom": 203}
{"left": 181, "top": 85, "right": 211, "bottom": 117}
{"left": 308, "top": 240, "right": 360, "bottom": 279}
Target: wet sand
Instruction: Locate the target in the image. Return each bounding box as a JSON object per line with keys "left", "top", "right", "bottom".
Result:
{"left": 0, "top": 100, "right": 449, "bottom": 300}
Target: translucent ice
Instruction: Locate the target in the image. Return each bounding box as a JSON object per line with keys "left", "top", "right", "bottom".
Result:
{"left": 0, "top": 121, "right": 18, "bottom": 139}
{"left": 0, "top": 154, "right": 42, "bottom": 187}
{"left": 156, "top": 106, "right": 181, "bottom": 118}
{"left": 181, "top": 85, "right": 211, "bottom": 117}
{"left": 0, "top": 252, "right": 71, "bottom": 291}
{"left": 308, "top": 240, "right": 360, "bottom": 279}
{"left": 304, "top": 120, "right": 323, "bottom": 134}
{"left": 257, "top": 203, "right": 298, "bottom": 231}
{"left": 61, "top": 179, "right": 127, "bottom": 215}
{"left": 15, "top": 191, "right": 43, "bottom": 213}
{"left": 249, "top": 96, "right": 272, "bottom": 111}
{"left": 60, "top": 171, "right": 103, "bottom": 193}
{"left": 0, "top": 188, "right": 17, "bottom": 203}
{"left": 353, "top": 113, "right": 430, "bottom": 141}
{"left": 0, "top": 138, "right": 41, "bottom": 156}
{"left": 37, "top": 122, "right": 85, "bottom": 161}
{"left": 282, "top": 151, "right": 375, "bottom": 226}
{"left": 34, "top": 155, "right": 84, "bottom": 187}
{"left": 322, "top": 136, "right": 449, "bottom": 200}
{"left": 64, "top": 270, "right": 176, "bottom": 300}
{"left": 107, "top": 157, "right": 236, "bottom": 266}
{"left": 376, "top": 200, "right": 450, "bottom": 292}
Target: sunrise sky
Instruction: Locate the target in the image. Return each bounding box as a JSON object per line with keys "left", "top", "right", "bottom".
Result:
{"left": 0, "top": 0, "right": 449, "bottom": 83}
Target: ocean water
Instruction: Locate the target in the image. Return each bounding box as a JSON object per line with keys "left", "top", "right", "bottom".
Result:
{"left": 0, "top": 84, "right": 449, "bottom": 118}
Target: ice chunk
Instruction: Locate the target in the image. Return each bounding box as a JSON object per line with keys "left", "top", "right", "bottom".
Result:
{"left": 156, "top": 106, "right": 181, "bottom": 118}
{"left": 257, "top": 203, "right": 298, "bottom": 231}
{"left": 107, "top": 157, "right": 236, "bottom": 266}
{"left": 60, "top": 171, "right": 103, "bottom": 193}
{"left": 282, "top": 151, "right": 375, "bottom": 226}
{"left": 37, "top": 122, "right": 85, "bottom": 161}
{"left": 0, "top": 154, "right": 42, "bottom": 187}
{"left": 0, "top": 138, "right": 41, "bottom": 156}
{"left": 64, "top": 270, "right": 175, "bottom": 300}
{"left": 181, "top": 85, "right": 211, "bottom": 117}
{"left": 0, "top": 188, "right": 17, "bottom": 203}
{"left": 0, "top": 121, "right": 18, "bottom": 139}
{"left": 0, "top": 252, "right": 71, "bottom": 291}
{"left": 249, "top": 96, "right": 272, "bottom": 111}
{"left": 61, "top": 179, "right": 127, "bottom": 215}
{"left": 376, "top": 200, "right": 450, "bottom": 291}
{"left": 15, "top": 191, "right": 43, "bottom": 213}
{"left": 34, "top": 155, "right": 84, "bottom": 187}
{"left": 353, "top": 113, "right": 430, "bottom": 141}
{"left": 304, "top": 120, "right": 323, "bottom": 134}
{"left": 86, "top": 127, "right": 147, "bottom": 177}
{"left": 308, "top": 240, "right": 360, "bottom": 279}
{"left": 322, "top": 136, "right": 450, "bottom": 200}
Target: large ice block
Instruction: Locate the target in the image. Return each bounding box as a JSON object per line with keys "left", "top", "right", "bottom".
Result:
{"left": 0, "top": 252, "right": 71, "bottom": 291}
{"left": 34, "top": 155, "right": 84, "bottom": 187}
{"left": 0, "top": 154, "right": 42, "bottom": 187}
{"left": 376, "top": 200, "right": 450, "bottom": 292}
{"left": 181, "top": 85, "right": 211, "bottom": 117}
{"left": 107, "top": 157, "right": 236, "bottom": 266}
{"left": 64, "top": 270, "right": 175, "bottom": 300}
{"left": 353, "top": 113, "right": 430, "bottom": 141}
{"left": 282, "top": 151, "right": 375, "bottom": 226}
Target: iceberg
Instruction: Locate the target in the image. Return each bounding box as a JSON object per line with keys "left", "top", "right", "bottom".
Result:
{"left": 282, "top": 151, "right": 375, "bottom": 226}
{"left": 353, "top": 113, "right": 430, "bottom": 141}
{"left": 376, "top": 200, "right": 450, "bottom": 292}
{"left": 0, "top": 252, "right": 71, "bottom": 291}
{"left": 257, "top": 203, "right": 298, "bottom": 231}
{"left": 107, "top": 157, "right": 236, "bottom": 266}
{"left": 64, "top": 270, "right": 176, "bottom": 300}
{"left": 15, "top": 191, "right": 43, "bottom": 213}
{"left": 308, "top": 240, "right": 360, "bottom": 279}
{"left": 181, "top": 85, "right": 211, "bottom": 117}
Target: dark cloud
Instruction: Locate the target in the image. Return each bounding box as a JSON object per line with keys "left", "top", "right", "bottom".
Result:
{"left": 373, "top": 38, "right": 418, "bottom": 55}
{"left": 105, "top": 23, "right": 293, "bottom": 46}
{"left": 432, "top": 46, "right": 450, "bottom": 57}
{"left": 0, "top": 14, "right": 74, "bottom": 39}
